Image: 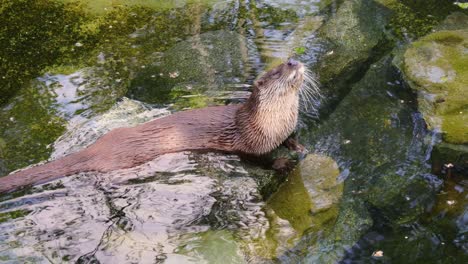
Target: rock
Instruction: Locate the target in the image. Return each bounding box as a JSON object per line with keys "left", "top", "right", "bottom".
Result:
{"left": 316, "top": 0, "right": 393, "bottom": 105}
{"left": 320, "top": 0, "right": 390, "bottom": 54}
{"left": 300, "top": 154, "right": 343, "bottom": 214}
{"left": 456, "top": 206, "right": 468, "bottom": 252}
{"left": 436, "top": 12, "right": 468, "bottom": 31}
{"left": 264, "top": 154, "right": 344, "bottom": 258}
{"left": 297, "top": 56, "right": 442, "bottom": 261}
{"left": 0, "top": 82, "right": 67, "bottom": 175}
{"left": 375, "top": 0, "right": 465, "bottom": 40}
{"left": 400, "top": 12, "right": 468, "bottom": 145}
{"left": 268, "top": 154, "right": 343, "bottom": 231}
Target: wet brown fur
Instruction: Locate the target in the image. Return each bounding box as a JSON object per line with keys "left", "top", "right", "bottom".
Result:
{"left": 0, "top": 60, "right": 305, "bottom": 193}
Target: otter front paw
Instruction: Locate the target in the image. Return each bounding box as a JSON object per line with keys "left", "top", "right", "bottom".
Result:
{"left": 284, "top": 138, "right": 308, "bottom": 155}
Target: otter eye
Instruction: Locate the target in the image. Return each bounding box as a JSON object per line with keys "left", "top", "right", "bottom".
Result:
{"left": 287, "top": 59, "right": 298, "bottom": 67}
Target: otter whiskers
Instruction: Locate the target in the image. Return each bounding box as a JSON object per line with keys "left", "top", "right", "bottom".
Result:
{"left": 299, "top": 68, "right": 321, "bottom": 114}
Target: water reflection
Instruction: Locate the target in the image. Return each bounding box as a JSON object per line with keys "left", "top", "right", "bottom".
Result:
{"left": 39, "top": 73, "right": 88, "bottom": 117}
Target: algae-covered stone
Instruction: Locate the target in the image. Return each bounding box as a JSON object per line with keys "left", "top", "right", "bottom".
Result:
{"left": 320, "top": 0, "right": 390, "bottom": 53}
{"left": 375, "top": 0, "right": 466, "bottom": 40}
{"left": 402, "top": 12, "right": 468, "bottom": 144}
{"left": 316, "top": 0, "right": 393, "bottom": 105}
{"left": 436, "top": 12, "right": 468, "bottom": 31}
{"left": 267, "top": 154, "right": 343, "bottom": 234}
{"left": 265, "top": 154, "right": 343, "bottom": 258}
{"left": 0, "top": 82, "right": 67, "bottom": 175}
{"left": 301, "top": 154, "right": 343, "bottom": 215}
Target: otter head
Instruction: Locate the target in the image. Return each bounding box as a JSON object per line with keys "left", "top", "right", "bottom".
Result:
{"left": 235, "top": 59, "right": 306, "bottom": 155}
{"left": 254, "top": 58, "right": 305, "bottom": 98}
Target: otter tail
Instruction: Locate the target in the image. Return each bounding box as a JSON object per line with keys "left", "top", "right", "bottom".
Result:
{"left": 0, "top": 150, "right": 93, "bottom": 194}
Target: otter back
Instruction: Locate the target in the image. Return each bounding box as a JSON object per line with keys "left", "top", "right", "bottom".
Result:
{"left": 0, "top": 105, "right": 240, "bottom": 193}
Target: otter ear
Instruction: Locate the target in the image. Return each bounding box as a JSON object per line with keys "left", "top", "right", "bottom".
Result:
{"left": 254, "top": 79, "right": 264, "bottom": 87}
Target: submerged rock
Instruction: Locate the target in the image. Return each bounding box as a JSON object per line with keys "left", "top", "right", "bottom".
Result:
{"left": 375, "top": 0, "right": 465, "bottom": 40}
{"left": 400, "top": 12, "right": 468, "bottom": 145}
{"left": 127, "top": 30, "right": 255, "bottom": 106}
{"left": 396, "top": 12, "right": 468, "bottom": 178}
{"left": 0, "top": 81, "right": 67, "bottom": 176}
{"left": 51, "top": 98, "right": 170, "bottom": 159}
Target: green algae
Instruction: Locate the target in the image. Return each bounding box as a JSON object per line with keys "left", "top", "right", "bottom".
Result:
{"left": 60, "top": 0, "right": 220, "bottom": 14}
{"left": 0, "top": 82, "right": 66, "bottom": 174}
{"left": 0, "top": 209, "right": 32, "bottom": 224}
{"left": 377, "top": 0, "right": 467, "bottom": 40}
{"left": 0, "top": 0, "right": 90, "bottom": 105}
{"left": 402, "top": 15, "right": 468, "bottom": 144}
{"left": 267, "top": 154, "right": 342, "bottom": 235}
{"left": 261, "top": 154, "right": 343, "bottom": 259}
{"left": 127, "top": 30, "right": 252, "bottom": 104}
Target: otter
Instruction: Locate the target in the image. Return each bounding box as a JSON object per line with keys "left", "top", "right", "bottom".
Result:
{"left": 0, "top": 59, "right": 313, "bottom": 194}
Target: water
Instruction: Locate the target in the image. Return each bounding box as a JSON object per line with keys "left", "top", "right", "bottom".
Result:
{"left": 0, "top": 0, "right": 467, "bottom": 263}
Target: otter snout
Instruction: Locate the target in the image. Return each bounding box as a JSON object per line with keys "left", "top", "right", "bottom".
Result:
{"left": 284, "top": 59, "right": 304, "bottom": 82}
{"left": 287, "top": 58, "right": 304, "bottom": 73}
{"left": 287, "top": 58, "right": 299, "bottom": 67}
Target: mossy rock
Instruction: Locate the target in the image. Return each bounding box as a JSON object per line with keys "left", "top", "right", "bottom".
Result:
{"left": 436, "top": 11, "right": 468, "bottom": 31}
{"left": 267, "top": 154, "right": 343, "bottom": 235}
{"left": 315, "top": 0, "right": 393, "bottom": 107}
{"left": 319, "top": 0, "right": 391, "bottom": 53}
{"left": 366, "top": 167, "right": 442, "bottom": 224}
{"left": 264, "top": 154, "right": 343, "bottom": 259}
{"left": 375, "top": 0, "right": 466, "bottom": 40}
{"left": 402, "top": 13, "right": 468, "bottom": 144}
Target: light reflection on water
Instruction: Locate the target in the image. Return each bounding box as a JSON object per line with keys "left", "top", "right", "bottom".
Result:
{"left": 39, "top": 72, "right": 88, "bottom": 118}
{"left": 0, "top": 151, "right": 268, "bottom": 263}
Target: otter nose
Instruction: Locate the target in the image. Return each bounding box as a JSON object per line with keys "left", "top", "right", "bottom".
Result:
{"left": 287, "top": 58, "right": 298, "bottom": 67}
